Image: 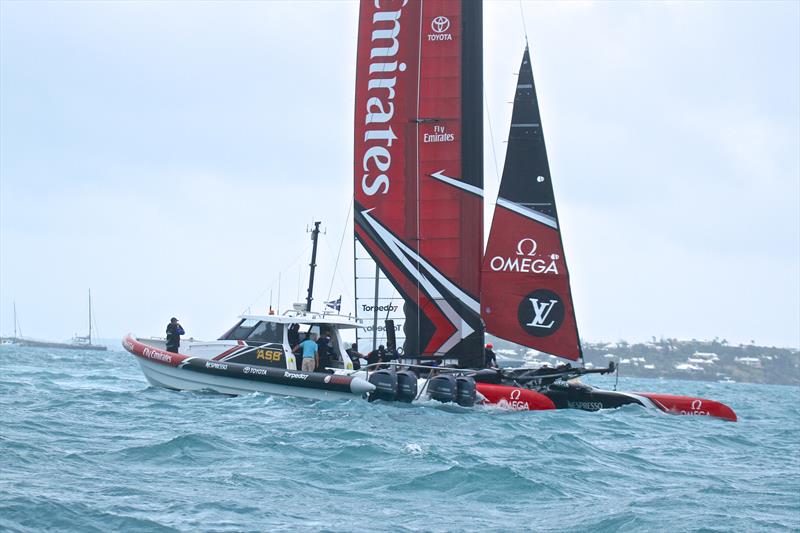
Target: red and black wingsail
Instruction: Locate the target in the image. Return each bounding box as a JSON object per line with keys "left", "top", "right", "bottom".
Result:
{"left": 354, "top": 0, "right": 483, "bottom": 365}
{"left": 481, "top": 47, "right": 582, "bottom": 361}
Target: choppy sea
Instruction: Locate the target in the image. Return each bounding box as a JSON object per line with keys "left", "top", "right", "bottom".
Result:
{"left": 1, "top": 346, "right": 798, "bottom": 532}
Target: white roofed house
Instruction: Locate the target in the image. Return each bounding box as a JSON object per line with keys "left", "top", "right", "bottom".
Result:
{"left": 735, "top": 356, "right": 762, "bottom": 368}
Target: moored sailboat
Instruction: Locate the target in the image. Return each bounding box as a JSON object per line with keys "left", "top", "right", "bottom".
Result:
{"left": 2, "top": 292, "right": 107, "bottom": 351}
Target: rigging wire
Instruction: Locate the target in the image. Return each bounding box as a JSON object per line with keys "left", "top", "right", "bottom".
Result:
{"left": 518, "top": 0, "right": 529, "bottom": 45}
{"left": 484, "top": 90, "right": 502, "bottom": 187}
{"left": 325, "top": 197, "right": 354, "bottom": 306}
{"left": 242, "top": 241, "right": 312, "bottom": 314}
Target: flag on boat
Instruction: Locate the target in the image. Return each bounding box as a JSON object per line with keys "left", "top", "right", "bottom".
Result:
{"left": 325, "top": 296, "right": 341, "bottom": 312}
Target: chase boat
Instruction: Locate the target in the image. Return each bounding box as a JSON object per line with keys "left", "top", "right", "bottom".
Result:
{"left": 124, "top": 312, "right": 375, "bottom": 400}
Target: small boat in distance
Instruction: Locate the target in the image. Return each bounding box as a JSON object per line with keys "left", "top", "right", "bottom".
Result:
{"left": 1, "top": 291, "right": 107, "bottom": 351}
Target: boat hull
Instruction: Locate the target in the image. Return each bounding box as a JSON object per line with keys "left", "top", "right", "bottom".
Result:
{"left": 476, "top": 382, "right": 737, "bottom": 421}
{"left": 13, "top": 338, "right": 107, "bottom": 351}
{"left": 123, "top": 335, "right": 373, "bottom": 400}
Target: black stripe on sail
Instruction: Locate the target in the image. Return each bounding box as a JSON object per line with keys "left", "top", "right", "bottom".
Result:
{"left": 498, "top": 48, "right": 558, "bottom": 222}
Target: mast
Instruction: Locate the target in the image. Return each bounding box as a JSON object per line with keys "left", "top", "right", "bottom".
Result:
{"left": 88, "top": 289, "right": 93, "bottom": 344}
{"left": 13, "top": 301, "right": 17, "bottom": 339}
{"left": 305, "top": 221, "right": 321, "bottom": 312}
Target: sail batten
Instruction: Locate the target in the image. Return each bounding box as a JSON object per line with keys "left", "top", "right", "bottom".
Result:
{"left": 481, "top": 48, "right": 582, "bottom": 362}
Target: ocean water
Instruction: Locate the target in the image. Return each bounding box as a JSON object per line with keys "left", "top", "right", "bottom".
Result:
{"left": 1, "top": 346, "right": 798, "bottom": 532}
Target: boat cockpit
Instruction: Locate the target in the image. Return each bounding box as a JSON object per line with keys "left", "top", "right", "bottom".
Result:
{"left": 218, "top": 312, "right": 363, "bottom": 370}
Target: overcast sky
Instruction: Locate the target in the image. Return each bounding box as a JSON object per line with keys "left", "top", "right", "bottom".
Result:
{"left": 1, "top": 1, "right": 798, "bottom": 349}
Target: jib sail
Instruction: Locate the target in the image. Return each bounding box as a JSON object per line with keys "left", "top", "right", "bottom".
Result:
{"left": 481, "top": 47, "right": 582, "bottom": 361}
{"left": 354, "top": 0, "right": 483, "bottom": 365}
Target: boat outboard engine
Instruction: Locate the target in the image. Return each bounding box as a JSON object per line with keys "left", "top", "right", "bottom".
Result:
{"left": 456, "top": 376, "right": 477, "bottom": 407}
{"left": 368, "top": 369, "right": 398, "bottom": 402}
{"left": 395, "top": 370, "right": 418, "bottom": 403}
{"left": 428, "top": 374, "right": 457, "bottom": 403}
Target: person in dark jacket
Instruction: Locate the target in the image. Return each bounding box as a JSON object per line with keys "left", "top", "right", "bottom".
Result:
{"left": 316, "top": 331, "right": 333, "bottom": 372}
{"left": 366, "top": 345, "right": 385, "bottom": 368}
{"left": 346, "top": 343, "right": 364, "bottom": 370}
{"left": 287, "top": 324, "right": 301, "bottom": 370}
{"left": 166, "top": 317, "right": 185, "bottom": 353}
{"left": 484, "top": 343, "right": 497, "bottom": 368}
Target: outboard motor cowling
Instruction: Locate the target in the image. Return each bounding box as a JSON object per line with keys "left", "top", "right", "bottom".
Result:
{"left": 395, "top": 370, "right": 418, "bottom": 403}
{"left": 428, "top": 374, "right": 457, "bottom": 403}
{"left": 456, "top": 376, "right": 477, "bottom": 407}
{"left": 368, "top": 370, "right": 398, "bottom": 402}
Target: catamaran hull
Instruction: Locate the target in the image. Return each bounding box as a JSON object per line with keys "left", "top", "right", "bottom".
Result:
{"left": 476, "top": 383, "right": 737, "bottom": 421}
{"left": 124, "top": 335, "right": 374, "bottom": 401}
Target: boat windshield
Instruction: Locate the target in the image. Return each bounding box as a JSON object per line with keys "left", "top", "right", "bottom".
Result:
{"left": 219, "top": 319, "right": 284, "bottom": 343}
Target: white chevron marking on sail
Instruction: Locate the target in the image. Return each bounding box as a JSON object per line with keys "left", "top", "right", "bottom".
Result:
{"left": 430, "top": 170, "right": 484, "bottom": 198}
{"left": 497, "top": 197, "right": 558, "bottom": 229}
{"left": 361, "top": 210, "right": 477, "bottom": 353}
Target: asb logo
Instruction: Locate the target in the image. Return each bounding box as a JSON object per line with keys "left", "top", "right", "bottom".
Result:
{"left": 431, "top": 16, "right": 450, "bottom": 33}
{"left": 517, "top": 289, "right": 564, "bottom": 337}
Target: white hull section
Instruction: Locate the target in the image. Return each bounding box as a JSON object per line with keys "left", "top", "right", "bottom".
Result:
{"left": 137, "top": 358, "right": 359, "bottom": 401}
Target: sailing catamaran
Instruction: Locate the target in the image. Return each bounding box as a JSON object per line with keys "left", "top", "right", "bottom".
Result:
{"left": 350, "top": 0, "right": 735, "bottom": 420}
{"left": 123, "top": 0, "right": 735, "bottom": 421}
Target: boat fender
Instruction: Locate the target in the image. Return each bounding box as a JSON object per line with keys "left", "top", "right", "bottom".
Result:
{"left": 368, "top": 369, "right": 398, "bottom": 402}
{"left": 456, "top": 376, "right": 477, "bottom": 407}
{"left": 428, "top": 374, "right": 457, "bottom": 403}
{"left": 395, "top": 370, "right": 418, "bottom": 403}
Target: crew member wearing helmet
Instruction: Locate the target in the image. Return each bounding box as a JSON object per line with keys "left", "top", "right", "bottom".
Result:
{"left": 484, "top": 342, "right": 497, "bottom": 368}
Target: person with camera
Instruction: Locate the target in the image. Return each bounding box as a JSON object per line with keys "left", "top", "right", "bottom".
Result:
{"left": 165, "top": 317, "right": 185, "bottom": 353}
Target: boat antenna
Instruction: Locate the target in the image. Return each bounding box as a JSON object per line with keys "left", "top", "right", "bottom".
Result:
{"left": 277, "top": 273, "right": 281, "bottom": 314}
{"left": 305, "top": 221, "right": 322, "bottom": 312}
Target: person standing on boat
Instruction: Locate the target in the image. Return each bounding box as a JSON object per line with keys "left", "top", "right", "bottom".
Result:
{"left": 366, "top": 345, "right": 385, "bottom": 368}
{"left": 484, "top": 343, "right": 497, "bottom": 368}
{"left": 165, "top": 317, "right": 185, "bottom": 353}
{"left": 287, "top": 323, "right": 302, "bottom": 370}
{"left": 293, "top": 332, "right": 318, "bottom": 372}
{"left": 346, "top": 343, "right": 364, "bottom": 370}
{"left": 316, "top": 330, "right": 334, "bottom": 372}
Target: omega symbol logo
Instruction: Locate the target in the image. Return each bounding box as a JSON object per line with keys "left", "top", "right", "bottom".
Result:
{"left": 510, "top": 389, "right": 522, "bottom": 400}
{"left": 516, "top": 238, "right": 537, "bottom": 256}
{"left": 431, "top": 16, "right": 450, "bottom": 33}
{"left": 691, "top": 399, "right": 702, "bottom": 410}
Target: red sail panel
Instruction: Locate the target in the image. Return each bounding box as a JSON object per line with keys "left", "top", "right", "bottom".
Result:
{"left": 354, "top": 0, "right": 421, "bottom": 241}
{"left": 418, "top": 0, "right": 463, "bottom": 286}
{"left": 354, "top": 0, "right": 483, "bottom": 363}
{"left": 481, "top": 207, "right": 580, "bottom": 360}
{"left": 481, "top": 48, "right": 581, "bottom": 361}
